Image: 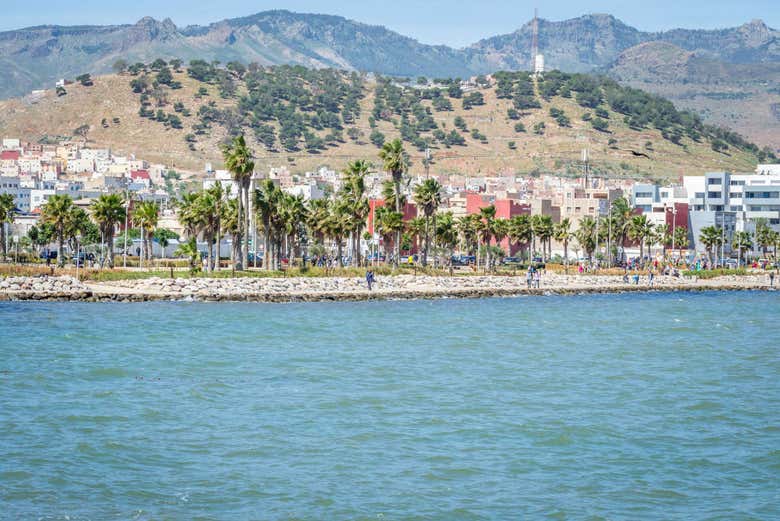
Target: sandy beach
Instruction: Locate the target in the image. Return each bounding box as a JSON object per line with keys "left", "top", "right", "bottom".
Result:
{"left": 0, "top": 273, "right": 776, "bottom": 302}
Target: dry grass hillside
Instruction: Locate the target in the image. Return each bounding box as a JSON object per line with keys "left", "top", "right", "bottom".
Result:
{"left": 0, "top": 69, "right": 761, "bottom": 180}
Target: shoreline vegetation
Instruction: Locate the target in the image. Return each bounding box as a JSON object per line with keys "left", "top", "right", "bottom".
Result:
{"left": 0, "top": 270, "right": 774, "bottom": 303}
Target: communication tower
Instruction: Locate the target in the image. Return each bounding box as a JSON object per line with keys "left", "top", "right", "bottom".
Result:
{"left": 531, "top": 9, "right": 545, "bottom": 76}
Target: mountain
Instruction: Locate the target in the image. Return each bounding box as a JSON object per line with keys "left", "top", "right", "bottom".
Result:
{"left": 0, "top": 10, "right": 777, "bottom": 148}
{"left": 1, "top": 11, "right": 778, "bottom": 98}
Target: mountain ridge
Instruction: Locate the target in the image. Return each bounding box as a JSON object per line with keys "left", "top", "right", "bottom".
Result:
{"left": 0, "top": 10, "right": 777, "bottom": 148}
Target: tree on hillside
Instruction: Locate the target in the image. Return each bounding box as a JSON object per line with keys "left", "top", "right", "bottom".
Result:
{"left": 76, "top": 73, "right": 93, "bottom": 86}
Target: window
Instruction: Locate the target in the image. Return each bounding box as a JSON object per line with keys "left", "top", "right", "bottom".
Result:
{"left": 635, "top": 192, "right": 653, "bottom": 198}
{"left": 708, "top": 178, "right": 722, "bottom": 185}
{"left": 730, "top": 205, "right": 743, "bottom": 212}
{"left": 729, "top": 180, "right": 745, "bottom": 186}
{"left": 695, "top": 192, "right": 705, "bottom": 199}
{"left": 707, "top": 191, "right": 722, "bottom": 199}
{"left": 729, "top": 192, "right": 741, "bottom": 199}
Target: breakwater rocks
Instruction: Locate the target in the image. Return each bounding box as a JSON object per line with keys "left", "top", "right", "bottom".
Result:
{"left": 0, "top": 273, "right": 774, "bottom": 303}
{"left": 0, "top": 276, "right": 92, "bottom": 300}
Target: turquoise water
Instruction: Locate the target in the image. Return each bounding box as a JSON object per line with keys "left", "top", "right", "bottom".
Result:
{"left": 1, "top": 292, "right": 779, "bottom": 520}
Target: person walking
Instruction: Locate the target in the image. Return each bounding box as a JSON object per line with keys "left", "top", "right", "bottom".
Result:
{"left": 534, "top": 268, "right": 541, "bottom": 289}
{"left": 365, "top": 269, "right": 375, "bottom": 291}
{"left": 770, "top": 271, "right": 775, "bottom": 288}
{"left": 526, "top": 266, "right": 534, "bottom": 289}
{"left": 648, "top": 268, "right": 655, "bottom": 287}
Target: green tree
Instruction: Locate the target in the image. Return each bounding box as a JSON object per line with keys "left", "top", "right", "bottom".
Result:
{"left": 132, "top": 201, "right": 160, "bottom": 265}
{"left": 554, "top": 217, "right": 573, "bottom": 269}
{"left": 222, "top": 134, "right": 255, "bottom": 270}
{"left": 90, "top": 193, "right": 126, "bottom": 268}
{"left": 575, "top": 216, "right": 598, "bottom": 262}
{"left": 339, "top": 160, "right": 371, "bottom": 266}
{"left": 379, "top": 139, "right": 410, "bottom": 267}
{"left": 699, "top": 225, "right": 724, "bottom": 267}
{"left": 413, "top": 178, "right": 442, "bottom": 266}
{"left": 40, "top": 194, "right": 74, "bottom": 267}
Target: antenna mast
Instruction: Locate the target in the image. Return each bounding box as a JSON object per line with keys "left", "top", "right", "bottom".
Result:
{"left": 531, "top": 8, "right": 538, "bottom": 71}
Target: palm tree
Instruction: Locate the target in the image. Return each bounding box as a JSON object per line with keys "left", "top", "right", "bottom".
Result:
{"left": 64, "top": 206, "right": 96, "bottom": 263}
{"left": 754, "top": 218, "right": 772, "bottom": 259}
{"left": 254, "top": 179, "right": 282, "bottom": 270}
{"left": 132, "top": 201, "right": 160, "bottom": 266}
{"left": 610, "top": 197, "right": 633, "bottom": 263}
{"left": 379, "top": 139, "right": 409, "bottom": 267}
{"left": 279, "top": 193, "right": 307, "bottom": 263}
{"left": 477, "top": 205, "right": 496, "bottom": 271}
{"left": 673, "top": 226, "right": 689, "bottom": 258}
{"left": 406, "top": 217, "right": 426, "bottom": 258}
{"left": 340, "top": 160, "right": 370, "bottom": 266}
{"left": 536, "top": 215, "right": 554, "bottom": 261}
{"left": 413, "top": 178, "right": 442, "bottom": 266}
{"left": 175, "top": 237, "right": 201, "bottom": 274}
{"left": 699, "top": 225, "right": 723, "bottom": 267}
{"left": 509, "top": 214, "right": 533, "bottom": 261}
{"left": 90, "top": 194, "right": 125, "bottom": 268}
{"left": 492, "top": 218, "right": 510, "bottom": 267}
{"left": 326, "top": 203, "right": 351, "bottom": 267}
{"left": 456, "top": 214, "right": 479, "bottom": 257}
{"left": 0, "top": 193, "right": 15, "bottom": 261}
{"left": 41, "top": 194, "right": 74, "bottom": 267}
{"left": 376, "top": 206, "right": 404, "bottom": 260}
{"left": 554, "top": 218, "right": 573, "bottom": 269}
{"left": 435, "top": 211, "right": 458, "bottom": 264}
{"left": 732, "top": 230, "right": 753, "bottom": 267}
{"left": 628, "top": 214, "right": 653, "bottom": 262}
{"left": 177, "top": 192, "right": 203, "bottom": 240}
{"left": 575, "top": 216, "right": 598, "bottom": 263}
{"left": 222, "top": 134, "right": 255, "bottom": 270}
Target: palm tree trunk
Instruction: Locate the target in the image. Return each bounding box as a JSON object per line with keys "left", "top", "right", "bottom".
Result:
{"left": 215, "top": 219, "right": 221, "bottom": 271}
{"left": 423, "top": 217, "right": 429, "bottom": 267}
{"left": 0, "top": 224, "right": 6, "bottom": 260}
{"left": 57, "top": 231, "right": 65, "bottom": 267}
{"left": 236, "top": 188, "right": 244, "bottom": 271}
{"left": 243, "top": 186, "right": 250, "bottom": 269}
{"left": 394, "top": 177, "right": 401, "bottom": 268}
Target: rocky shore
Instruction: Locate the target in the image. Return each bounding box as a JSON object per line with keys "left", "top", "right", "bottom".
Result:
{"left": 0, "top": 273, "right": 775, "bottom": 302}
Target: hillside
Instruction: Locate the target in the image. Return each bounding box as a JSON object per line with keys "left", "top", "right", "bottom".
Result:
{"left": 1, "top": 11, "right": 777, "bottom": 150}
{"left": 0, "top": 64, "right": 771, "bottom": 181}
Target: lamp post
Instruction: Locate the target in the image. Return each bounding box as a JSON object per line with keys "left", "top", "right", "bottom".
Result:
{"left": 667, "top": 205, "right": 678, "bottom": 260}
{"left": 123, "top": 192, "right": 130, "bottom": 269}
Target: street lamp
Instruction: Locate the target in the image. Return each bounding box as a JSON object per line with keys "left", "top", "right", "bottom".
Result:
{"left": 666, "top": 205, "right": 678, "bottom": 259}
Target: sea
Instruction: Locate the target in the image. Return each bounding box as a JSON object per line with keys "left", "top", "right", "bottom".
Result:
{"left": 1, "top": 292, "right": 778, "bottom": 520}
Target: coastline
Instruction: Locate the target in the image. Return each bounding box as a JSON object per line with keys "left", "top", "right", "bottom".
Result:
{"left": 0, "top": 274, "right": 775, "bottom": 303}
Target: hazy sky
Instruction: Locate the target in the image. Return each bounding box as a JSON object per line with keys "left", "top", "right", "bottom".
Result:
{"left": 1, "top": 0, "right": 776, "bottom": 48}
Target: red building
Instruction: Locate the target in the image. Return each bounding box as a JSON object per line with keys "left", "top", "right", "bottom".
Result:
{"left": 367, "top": 199, "right": 417, "bottom": 235}
{"left": 465, "top": 192, "right": 530, "bottom": 254}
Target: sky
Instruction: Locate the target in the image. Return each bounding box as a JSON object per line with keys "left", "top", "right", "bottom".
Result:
{"left": 1, "top": 0, "right": 776, "bottom": 48}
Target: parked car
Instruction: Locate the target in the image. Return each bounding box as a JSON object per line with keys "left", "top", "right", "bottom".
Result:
{"left": 451, "top": 255, "right": 476, "bottom": 266}
{"left": 502, "top": 256, "right": 523, "bottom": 265}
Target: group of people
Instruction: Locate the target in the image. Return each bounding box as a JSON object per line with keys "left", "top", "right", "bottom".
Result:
{"left": 526, "top": 265, "right": 542, "bottom": 289}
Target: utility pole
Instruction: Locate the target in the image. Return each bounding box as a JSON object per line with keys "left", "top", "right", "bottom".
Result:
{"left": 582, "top": 149, "right": 589, "bottom": 189}
{"left": 123, "top": 192, "right": 130, "bottom": 269}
